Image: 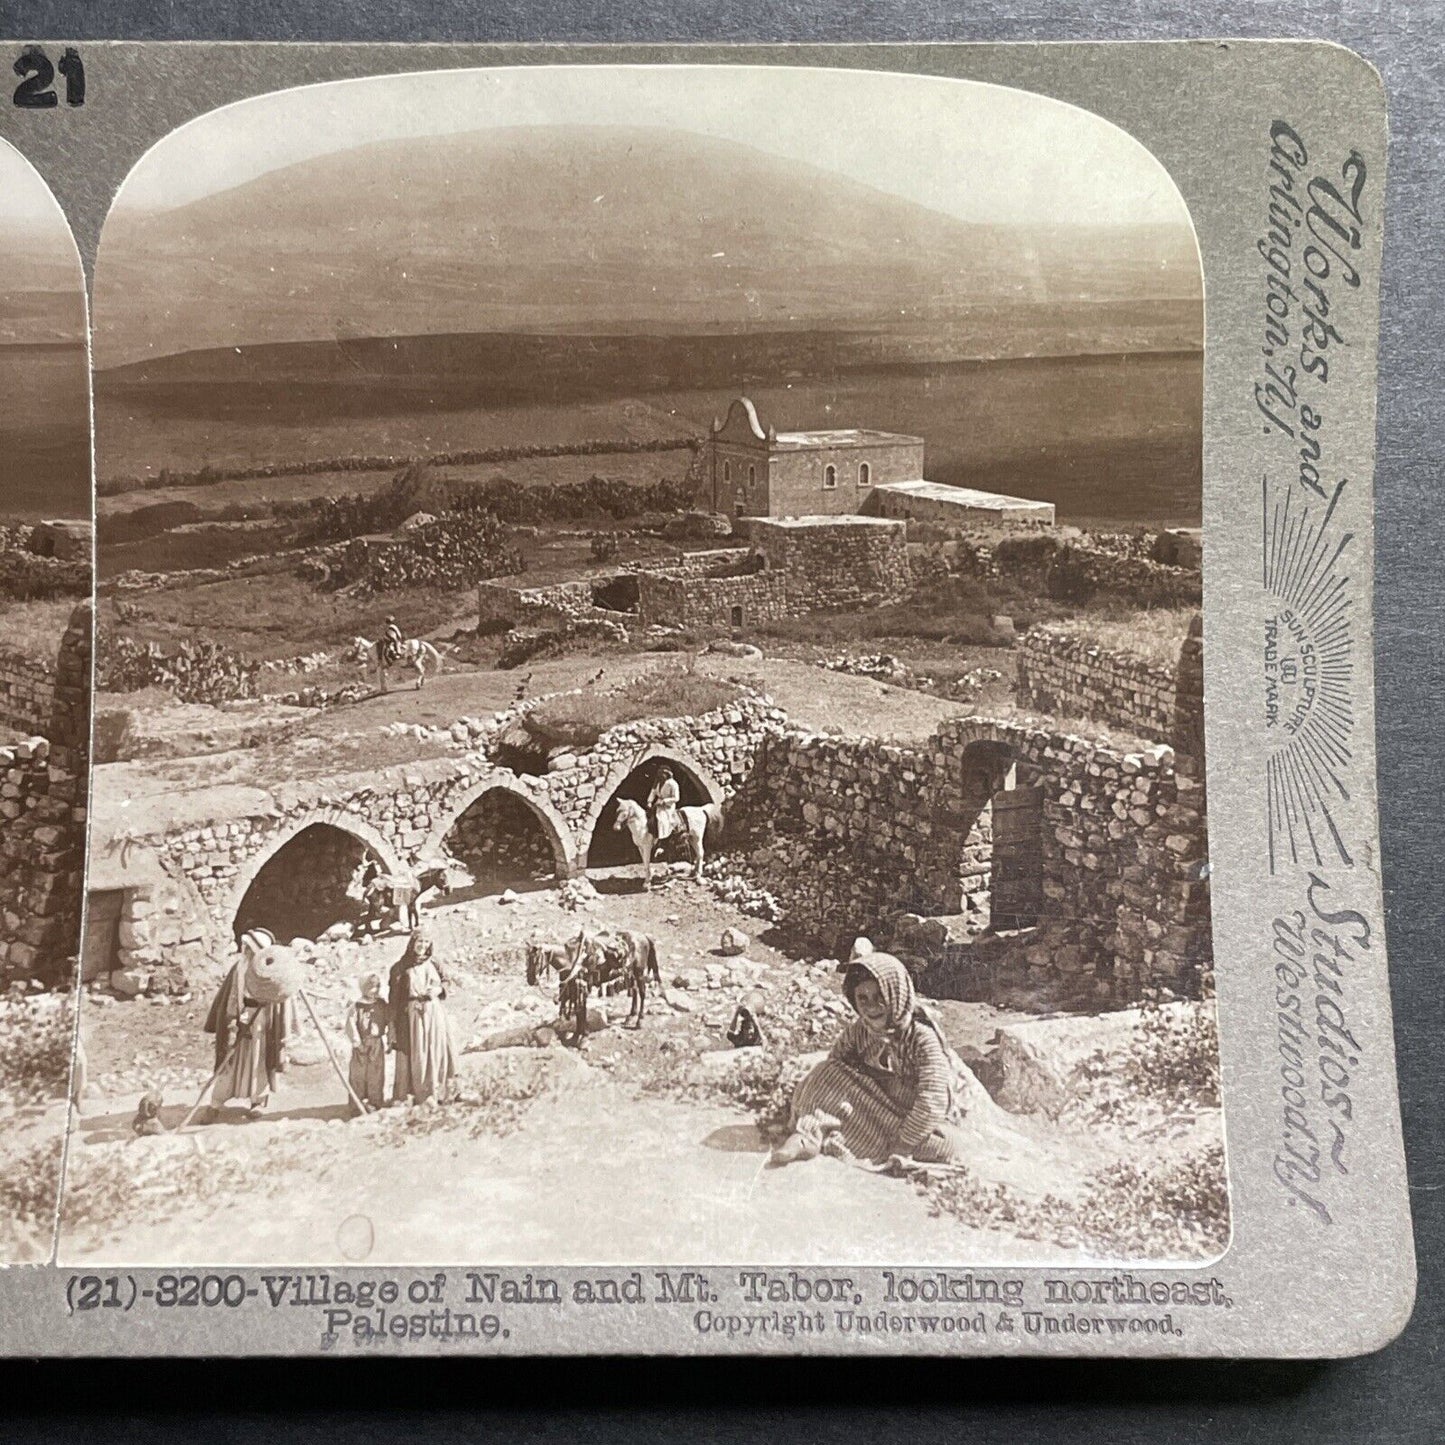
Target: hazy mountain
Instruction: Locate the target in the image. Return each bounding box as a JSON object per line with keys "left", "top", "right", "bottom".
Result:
{"left": 0, "top": 216, "right": 85, "bottom": 345}
{"left": 96, "top": 125, "right": 1200, "bottom": 368}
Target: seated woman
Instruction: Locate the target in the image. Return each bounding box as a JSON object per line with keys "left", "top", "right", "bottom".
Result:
{"left": 777, "top": 951, "right": 968, "bottom": 1167}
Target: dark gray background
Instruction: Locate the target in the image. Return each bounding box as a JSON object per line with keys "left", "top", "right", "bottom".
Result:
{"left": 0, "top": 0, "right": 1438, "bottom": 1439}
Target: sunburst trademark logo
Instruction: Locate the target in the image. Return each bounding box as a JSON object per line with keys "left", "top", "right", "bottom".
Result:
{"left": 1262, "top": 478, "right": 1355, "bottom": 871}
{"left": 1263, "top": 607, "right": 1321, "bottom": 738}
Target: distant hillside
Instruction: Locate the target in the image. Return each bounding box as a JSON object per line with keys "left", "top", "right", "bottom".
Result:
{"left": 0, "top": 217, "right": 86, "bottom": 345}
{"left": 96, "top": 124, "right": 1201, "bottom": 368}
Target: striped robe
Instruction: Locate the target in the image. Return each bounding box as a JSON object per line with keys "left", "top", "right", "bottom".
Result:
{"left": 790, "top": 953, "right": 967, "bottom": 1164}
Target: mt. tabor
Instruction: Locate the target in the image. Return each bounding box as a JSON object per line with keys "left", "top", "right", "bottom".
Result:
{"left": 96, "top": 125, "right": 1198, "bottom": 368}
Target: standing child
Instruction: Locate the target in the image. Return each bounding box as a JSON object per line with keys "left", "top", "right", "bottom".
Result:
{"left": 346, "top": 973, "right": 389, "bottom": 1114}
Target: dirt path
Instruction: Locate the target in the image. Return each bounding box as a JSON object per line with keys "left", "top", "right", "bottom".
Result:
{"left": 64, "top": 874, "right": 1101, "bottom": 1267}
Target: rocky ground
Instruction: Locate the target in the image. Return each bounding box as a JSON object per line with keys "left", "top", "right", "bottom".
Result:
{"left": 62, "top": 868, "right": 1226, "bottom": 1268}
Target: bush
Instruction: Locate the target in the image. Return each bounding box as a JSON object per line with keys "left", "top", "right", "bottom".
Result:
{"left": 340, "top": 512, "right": 525, "bottom": 592}
{"left": 919, "top": 1141, "right": 1229, "bottom": 1261}
{"left": 590, "top": 532, "right": 621, "bottom": 563}
{"left": 97, "top": 630, "right": 261, "bottom": 705}
{"left": 0, "top": 988, "right": 71, "bottom": 1104}
{"left": 1120, "top": 996, "right": 1221, "bottom": 1110}
{"left": 0, "top": 1136, "right": 62, "bottom": 1240}
{"left": 289, "top": 463, "right": 697, "bottom": 548}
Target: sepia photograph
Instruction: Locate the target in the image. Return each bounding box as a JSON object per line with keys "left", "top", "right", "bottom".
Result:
{"left": 67, "top": 64, "right": 1223, "bottom": 1268}
{"left": 0, "top": 136, "right": 92, "bottom": 1263}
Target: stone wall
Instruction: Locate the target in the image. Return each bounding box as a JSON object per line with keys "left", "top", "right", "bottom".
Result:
{"left": 745, "top": 516, "right": 911, "bottom": 611}
{"left": 1172, "top": 615, "right": 1206, "bottom": 766}
{"left": 636, "top": 571, "right": 789, "bottom": 629}
{"left": 0, "top": 602, "right": 90, "bottom": 987}
{"left": 626, "top": 547, "right": 751, "bottom": 578}
{"left": 478, "top": 578, "right": 622, "bottom": 631}
{"left": 91, "top": 692, "right": 785, "bottom": 986}
{"left": 733, "top": 714, "right": 1210, "bottom": 1006}
{"left": 1013, "top": 618, "right": 1206, "bottom": 761}
{"left": 1015, "top": 628, "right": 1179, "bottom": 743}
{"left": 954, "top": 533, "right": 1202, "bottom": 610}
{"left": 0, "top": 647, "right": 56, "bottom": 737}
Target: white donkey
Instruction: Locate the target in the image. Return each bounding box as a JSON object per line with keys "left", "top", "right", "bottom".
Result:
{"left": 612, "top": 797, "right": 723, "bottom": 890}
{"left": 352, "top": 635, "right": 443, "bottom": 693}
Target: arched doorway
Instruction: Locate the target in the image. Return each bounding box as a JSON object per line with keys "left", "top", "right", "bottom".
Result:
{"left": 584, "top": 752, "right": 720, "bottom": 870}
{"left": 233, "top": 822, "right": 389, "bottom": 943}
{"left": 436, "top": 785, "right": 569, "bottom": 897}
{"left": 958, "top": 740, "right": 1043, "bottom": 933}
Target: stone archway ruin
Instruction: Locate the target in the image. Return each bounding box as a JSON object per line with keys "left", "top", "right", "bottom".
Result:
{"left": 424, "top": 780, "right": 575, "bottom": 895}
{"left": 229, "top": 815, "right": 403, "bottom": 945}
{"left": 581, "top": 746, "right": 725, "bottom": 870}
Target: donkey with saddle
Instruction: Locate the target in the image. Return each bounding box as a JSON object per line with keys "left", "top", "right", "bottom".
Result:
{"left": 526, "top": 927, "right": 662, "bottom": 1044}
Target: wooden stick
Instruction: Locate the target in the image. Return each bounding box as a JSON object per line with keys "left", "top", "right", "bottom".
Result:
{"left": 298, "top": 988, "right": 370, "bottom": 1116}
{"left": 177, "top": 1041, "right": 238, "bottom": 1132}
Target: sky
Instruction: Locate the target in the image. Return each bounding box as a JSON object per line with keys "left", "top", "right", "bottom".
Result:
{"left": 0, "top": 137, "right": 77, "bottom": 236}
{"left": 111, "top": 64, "right": 1192, "bottom": 232}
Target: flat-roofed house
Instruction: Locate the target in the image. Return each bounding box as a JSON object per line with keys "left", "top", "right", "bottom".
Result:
{"left": 703, "top": 396, "right": 1054, "bottom": 526}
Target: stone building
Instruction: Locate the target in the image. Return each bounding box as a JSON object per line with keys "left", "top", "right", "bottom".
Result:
{"left": 702, "top": 395, "right": 1054, "bottom": 527}
{"left": 704, "top": 397, "right": 924, "bottom": 519}
{"left": 28, "top": 518, "right": 92, "bottom": 562}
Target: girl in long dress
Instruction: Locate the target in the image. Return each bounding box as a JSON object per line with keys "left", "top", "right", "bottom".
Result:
{"left": 778, "top": 951, "right": 970, "bottom": 1166}
{"left": 396, "top": 929, "right": 456, "bottom": 1104}
{"left": 346, "top": 972, "right": 390, "bottom": 1113}
{"left": 203, "top": 929, "right": 295, "bottom": 1116}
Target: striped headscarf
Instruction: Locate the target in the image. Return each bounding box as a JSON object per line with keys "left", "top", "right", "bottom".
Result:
{"left": 842, "top": 951, "right": 917, "bottom": 1035}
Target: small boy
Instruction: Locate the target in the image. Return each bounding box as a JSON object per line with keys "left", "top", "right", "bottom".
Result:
{"left": 726, "top": 992, "right": 767, "bottom": 1049}
{"left": 132, "top": 1087, "right": 165, "bottom": 1137}
{"left": 346, "top": 973, "right": 390, "bottom": 1113}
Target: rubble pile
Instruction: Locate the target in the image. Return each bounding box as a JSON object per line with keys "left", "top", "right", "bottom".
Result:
{"left": 701, "top": 856, "right": 782, "bottom": 924}
{"left": 818, "top": 652, "right": 1003, "bottom": 702}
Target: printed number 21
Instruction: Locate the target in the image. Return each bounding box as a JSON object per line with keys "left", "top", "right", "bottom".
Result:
{"left": 13, "top": 47, "right": 85, "bottom": 108}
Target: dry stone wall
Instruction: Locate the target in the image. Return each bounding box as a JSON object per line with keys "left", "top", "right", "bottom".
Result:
{"left": 478, "top": 578, "right": 622, "bottom": 630}
{"left": 1014, "top": 617, "right": 1206, "bottom": 762}
{"left": 1015, "top": 628, "right": 1178, "bottom": 743}
{"left": 637, "top": 571, "right": 789, "bottom": 629}
{"left": 97, "top": 692, "right": 784, "bottom": 986}
{"left": 0, "top": 602, "right": 90, "bottom": 987}
{"left": 747, "top": 517, "right": 911, "bottom": 611}
{"left": 732, "top": 714, "right": 1210, "bottom": 1006}
{"left": 0, "top": 647, "right": 56, "bottom": 737}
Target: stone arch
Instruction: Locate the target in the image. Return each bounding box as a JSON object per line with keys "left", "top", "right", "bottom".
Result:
{"left": 422, "top": 776, "right": 576, "bottom": 890}
{"left": 226, "top": 810, "right": 405, "bottom": 945}
{"left": 580, "top": 745, "right": 725, "bottom": 869}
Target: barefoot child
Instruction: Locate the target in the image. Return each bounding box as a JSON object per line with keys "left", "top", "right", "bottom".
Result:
{"left": 778, "top": 952, "right": 971, "bottom": 1167}
{"left": 346, "top": 973, "right": 389, "bottom": 1113}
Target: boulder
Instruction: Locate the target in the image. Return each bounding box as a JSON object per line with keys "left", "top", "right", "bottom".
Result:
{"left": 719, "top": 927, "right": 749, "bottom": 956}
{"left": 109, "top": 967, "right": 149, "bottom": 999}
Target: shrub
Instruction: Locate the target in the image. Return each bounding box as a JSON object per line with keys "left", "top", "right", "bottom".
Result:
{"left": 1120, "top": 996, "right": 1222, "bottom": 1110}
{"left": 920, "top": 1142, "right": 1229, "bottom": 1261}
{"left": 97, "top": 630, "right": 261, "bottom": 705}
{"left": 0, "top": 987, "right": 71, "bottom": 1104}
{"left": 590, "top": 532, "right": 621, "bottom": 562}
{"left": 0, "top": 1136, "right": 62, "bottom": 1238}
{"left": 340, "top": 512, "right": 524, "bottom": 592}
